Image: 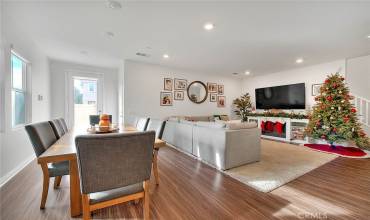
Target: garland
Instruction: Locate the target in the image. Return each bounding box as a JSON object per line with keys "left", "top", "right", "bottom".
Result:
{"left": 246, "top": 112, "right": 308, "bottom": 119}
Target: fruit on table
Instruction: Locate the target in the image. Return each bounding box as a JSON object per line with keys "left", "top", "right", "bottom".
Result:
{"left": 99, "top": 114, "right": 111, "bottom": 127}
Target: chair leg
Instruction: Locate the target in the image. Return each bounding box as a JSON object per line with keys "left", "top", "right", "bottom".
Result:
{"left": 54, "top": 176, "right": 62, "bottom": 189}
{"left": 143, "top": 180, "right": 150, "bottom": 220}
{"left": 82, "top": 194, "right": 91, "bottom": 220}
{"left": 40, "top": 163, "right": 50, "bottom": 209}
{"left": 153, "top": 150, "right": 159, "bottom": 185}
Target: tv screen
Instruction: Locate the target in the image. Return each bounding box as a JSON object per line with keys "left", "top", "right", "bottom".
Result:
{"left": 255, "top": 83, "right": 305, "bottom": 109}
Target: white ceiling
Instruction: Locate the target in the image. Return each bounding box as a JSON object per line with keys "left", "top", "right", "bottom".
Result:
{"left": 3, "top": 1, "right": 370, "bottom": 76}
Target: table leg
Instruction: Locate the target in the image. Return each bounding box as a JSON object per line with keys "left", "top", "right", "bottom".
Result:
{"left": 70, "top": 158, "right": 82, "bottom": 217}
{"left": 153, "top": 149, "right": 159, "bottom": 185}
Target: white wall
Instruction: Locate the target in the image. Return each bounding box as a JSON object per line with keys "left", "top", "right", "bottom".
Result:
{"left": 124, "top": 60, "right": 242, "bottom": 122}
{"left": 49, "top": 60, "right": 119, "bottom": 124}
{"left": 346, "top": 54, "right": 370, "bottom": 100}
{"left": 241, "top": 60, "right": 346, "bottom": 111}
{"left": 1, "top": 6, "right": 51, "bottom": 184}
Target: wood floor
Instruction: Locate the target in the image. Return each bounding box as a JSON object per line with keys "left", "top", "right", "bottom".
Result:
{"left": 1, "top": 145, "right": 370, "bottom": 220}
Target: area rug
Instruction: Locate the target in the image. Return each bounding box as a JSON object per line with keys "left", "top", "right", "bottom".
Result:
{"left": 224, "top": 139, "right": 337, "bottom": 193}
{"left": 304, "top": 143, "right": 370, "bottom": 158}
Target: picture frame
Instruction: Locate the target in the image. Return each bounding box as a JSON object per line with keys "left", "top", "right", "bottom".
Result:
{"left": 210, "top": 93, "right": 217, "bottom": 102}
{"left": 164, "top": 78, "right": 173, "bottom": 91}
{"left": 217, "top": 96, "right": 226, "bottom": 108}
{"left": 174, "top": 78, "right": 188, "bottom": 90}
{"left": 207, "top": 83, "right": 217, "bottom": 93}
{"left": 174, "top": 91, "right": 184, "bottom": 100}
{"left": 217, "top": 85, "right": 224, "bottom": 95}
{"left": 160, "top": 92, "right": 173, "bottom": 106}
{"left": 312, "top": 83, "right": 323, "bottom": 96}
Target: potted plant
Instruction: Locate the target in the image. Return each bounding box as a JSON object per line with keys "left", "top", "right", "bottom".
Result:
{"left": 233, "top": 93, "right": 252, "bottom": 122}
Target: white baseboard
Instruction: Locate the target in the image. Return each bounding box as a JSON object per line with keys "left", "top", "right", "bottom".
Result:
{"left": 0, "top": 155, "right": 35, "bottom": 188}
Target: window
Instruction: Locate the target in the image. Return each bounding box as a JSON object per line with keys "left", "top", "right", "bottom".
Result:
{"left": 11, "top": 52, "right": 27, "bottom": 127}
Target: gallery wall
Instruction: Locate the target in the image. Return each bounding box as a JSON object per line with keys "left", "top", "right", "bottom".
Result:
{"left": 241, "top": 59, "right": 346, "bottom": 111}
{"left": 123, "top": 60, "right": 243, "bottom": 122}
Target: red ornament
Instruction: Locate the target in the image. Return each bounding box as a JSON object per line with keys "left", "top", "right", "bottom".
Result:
{"left": 359, "top": 131, "right": 366, "bottom": 137}
{"left": 326, "top": 96, "right": 333, "bottom": 101}
{"left": 325, "top": 79, "right": 330, "bottom": 84}
{"left": 321, "top": 135, "right": 326, "bottom": 139}
{"left": 316, "top": 121, "right": 321, "bottom": 126}
{"left": 333, "top": 128, "right": 337, "bottom": 132}
{"left": 344, "top": 116, "right": 350, "bottom": 123}
{"left": 351, "top": 108, "right": 357, "bottom": 113}
{"left": 332, "top": 83, "right": 337, "bottom": 88}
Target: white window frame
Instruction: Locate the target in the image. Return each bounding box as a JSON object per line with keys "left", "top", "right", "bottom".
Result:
{"left": 10, "top": 50, "right": 30, "bottom": 129}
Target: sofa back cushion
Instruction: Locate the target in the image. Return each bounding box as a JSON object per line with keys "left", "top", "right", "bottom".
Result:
{"left": 225, "top": 121, "right": 257, "bottom": 130}
{"left": 185, "top": 116, "right": 211, "bottom": 122}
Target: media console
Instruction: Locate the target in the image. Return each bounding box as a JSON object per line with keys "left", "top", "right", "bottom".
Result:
{"left": 247, "top": 116, "right": 309, "bottom": 144}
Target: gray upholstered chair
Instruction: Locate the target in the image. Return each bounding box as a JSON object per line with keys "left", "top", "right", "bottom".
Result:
{"left": 136, "top": 117, "right": 149, "bottom": 131}
{"left": 75, "top": 131, "right": 155, "bottom": 220}
{"left": 58, "top": 118, "right": 68, "bottom": 132}
{"left": 146, "top": 119, "right": 166, "bottom": 139}
{"left": 146, "top": 119, "right": 166, "bottom": 185}
{"left": 49, "top": 119, "right": 65, "bottom": 139}
{"left": 89, "top": 115, "right": 112, "bottom": 126}
{"left": 25, "top": 122, "right": 69, "bottom": 209}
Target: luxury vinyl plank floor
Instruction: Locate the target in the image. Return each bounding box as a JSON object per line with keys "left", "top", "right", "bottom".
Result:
{"left": 1, "top": 145, "right": 370, "bottom": 220}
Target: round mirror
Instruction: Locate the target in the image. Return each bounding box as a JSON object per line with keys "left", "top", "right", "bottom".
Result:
{"left": 187, "top": 81, "right": 208, "bottom": 104}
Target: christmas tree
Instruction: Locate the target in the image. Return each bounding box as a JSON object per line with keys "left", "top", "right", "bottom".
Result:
{"left": 306, "top": 73, "right": 370, "bottom": 150}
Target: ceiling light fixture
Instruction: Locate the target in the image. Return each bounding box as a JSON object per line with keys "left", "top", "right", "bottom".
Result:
{"left": 163, "top": 54, "right": 169, "bottom": 59}
{"left": 245, "top": 71, "right": 251, "bottom": 76}
{"left": 367, "top": 35, "right": 370, "bottom": 39}
{"left": 107, "top": 0, "right": 122, "bottom": 9}
{"left": 204, "top": 23, "right": 215, "bottom": 31}
{"left": 296, "top": 58, "right": 304, "bottom": 64}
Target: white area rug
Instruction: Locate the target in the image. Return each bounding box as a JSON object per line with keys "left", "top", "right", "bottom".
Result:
{"left": 224, "top": 139, "right": 337, "bottom": 193}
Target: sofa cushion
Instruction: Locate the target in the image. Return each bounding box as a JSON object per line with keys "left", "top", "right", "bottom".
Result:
{"left": 225, "top": 122, "right": 257, "bottom": 130}
{"left": 195, "top": 121, "right": 226, "bottom": 129}
{"left": 185, "top": 116, "right": 211, "bottom": 122}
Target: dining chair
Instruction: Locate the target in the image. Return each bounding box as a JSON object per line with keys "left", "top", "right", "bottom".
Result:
{"left": 75, "top": 131, "right": 155, "bottom": 220}
{"left": 25, "top": 122, "right": 70, "bottom": 209}
{"left": 49, "top": 119, "right": 65, "bottom": 139}
{"left": 89, "top": 114, "right": 112, "bottom": 126}
{"left": 58, "top": 118, "right": 69, "bottom": 132}
{"left": 136, "top": 117, "right": 149, "bottom": 131}
{"left": 146, "top": 119, "right": 166, "bottom": 185}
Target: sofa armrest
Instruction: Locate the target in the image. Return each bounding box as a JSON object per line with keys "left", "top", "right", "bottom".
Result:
{"left": 224, "top": 128, "right": 261, "bottom": 170}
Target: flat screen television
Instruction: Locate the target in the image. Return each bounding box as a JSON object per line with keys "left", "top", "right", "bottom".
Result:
{"left": 255, "top": 83, "right": 305, "bottom": 109}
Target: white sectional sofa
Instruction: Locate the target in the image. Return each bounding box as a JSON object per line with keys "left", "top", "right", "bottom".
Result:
{"left": 162, "top": 118, "right": 261, "bottom": 170}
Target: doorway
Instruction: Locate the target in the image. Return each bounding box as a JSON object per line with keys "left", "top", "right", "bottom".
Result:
{"left": 66, "top": 72, "right": 103, "bottom": 128}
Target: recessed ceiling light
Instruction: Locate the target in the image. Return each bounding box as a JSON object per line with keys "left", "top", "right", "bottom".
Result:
{"left": 107, "top": 0, "right": 122, "bottom": 9}
{"left": 245, "top": 71, "right": 251, "bottom": 75}
{"left": 204, "top": 23, "right": 215, "bottom": 31}
{"left": 296, "top": 58, "right": 304, "bottom": 64}
{"left": 163, "top": 54, "right": 169, "bottom": 59}
{"left": 367, "top": 35, "right": 370, "bottom": 39}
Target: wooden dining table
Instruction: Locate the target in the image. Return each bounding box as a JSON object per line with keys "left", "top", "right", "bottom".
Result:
{"left": 37, "top": 125, "right": 166, "bottom": 217}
